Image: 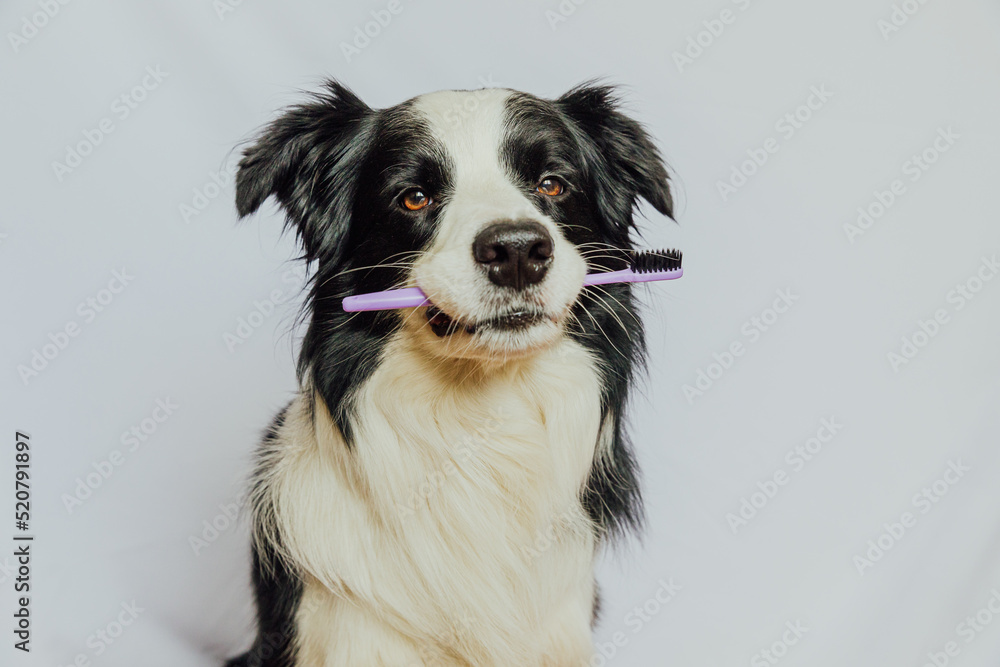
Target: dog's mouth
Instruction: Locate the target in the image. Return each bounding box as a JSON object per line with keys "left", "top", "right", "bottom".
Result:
{"left": 425, "top": 304, "right": 546, "bottom": 338}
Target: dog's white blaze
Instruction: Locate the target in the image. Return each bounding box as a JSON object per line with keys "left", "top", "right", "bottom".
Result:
{"left": 409, "top": 90, "right": 588, "bottom": 355}
{"left": 256, "top": 332, "right": 604, "bottom": 665}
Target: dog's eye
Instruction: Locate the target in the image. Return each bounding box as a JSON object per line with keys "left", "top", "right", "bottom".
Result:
{"left": 536, "top": 177, "right": 565, "bottom": 197}
{"left": 400, "top": 189, "right": 431, "bottom": 211}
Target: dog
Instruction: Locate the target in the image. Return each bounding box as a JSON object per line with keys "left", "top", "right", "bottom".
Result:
{"left": 226, "top": 80, "right": 673, "bottom": 666}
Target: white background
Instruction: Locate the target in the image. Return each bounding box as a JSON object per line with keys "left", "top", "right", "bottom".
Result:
{"left": 2, "top": 1, "right": 1000, "bottom": 665}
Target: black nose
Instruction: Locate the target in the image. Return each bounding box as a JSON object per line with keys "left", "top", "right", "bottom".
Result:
{"left": 472, "top": 220, "right": 553, "bottom": 290}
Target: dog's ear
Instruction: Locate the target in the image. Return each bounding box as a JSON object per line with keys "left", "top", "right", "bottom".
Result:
{"left": 556, "top": 83, "right": 673, "bottom": 234}
{"left": 236, "top": 80, "right": 373, "bottom": 264}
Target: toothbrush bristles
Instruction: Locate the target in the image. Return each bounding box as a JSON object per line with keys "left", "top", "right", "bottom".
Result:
{"left": 628, "top": 248, "right": 683, "bottom": 273}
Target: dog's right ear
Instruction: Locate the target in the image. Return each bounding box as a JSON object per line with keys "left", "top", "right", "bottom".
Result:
{"left": 236, "top": 80, "right": 373, "bottom": 264}
{"left": 556, "top": 83, "right": 673, "bottom": 241}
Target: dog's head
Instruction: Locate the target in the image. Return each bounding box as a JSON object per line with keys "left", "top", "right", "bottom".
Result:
{"left": 236, "top": 80, "right": 671, "bottom": 373}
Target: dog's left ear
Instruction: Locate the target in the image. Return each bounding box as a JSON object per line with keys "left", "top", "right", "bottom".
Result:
{"left": 236, "top": 80, "right": 373, "bottom": 264}
{"left": 556, "top": 84, "right": 673, "bottom": 233}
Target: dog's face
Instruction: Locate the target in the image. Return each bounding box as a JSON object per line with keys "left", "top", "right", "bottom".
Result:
{"left": 236, "top": 81, "right": 672, "bottom": 366}
{"left": 403, "top": 88, "right": 593, "bottom": 360}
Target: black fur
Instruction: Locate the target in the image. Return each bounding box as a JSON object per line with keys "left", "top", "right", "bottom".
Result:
{"left": 229, "top": 80, "right": 672, "bottom": 665}
{"left": 237, "top": 83, "right": 459, "bottom": 444}
{"left": 228, "top": 408, "right": 302, "bottom": 667}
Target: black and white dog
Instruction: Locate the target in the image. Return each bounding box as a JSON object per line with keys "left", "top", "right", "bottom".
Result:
{"left": 228, "top": 80, "right": 673, "bottom": 666}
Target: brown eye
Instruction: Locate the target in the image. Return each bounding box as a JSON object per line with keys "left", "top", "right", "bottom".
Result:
{"left": 537, "top": 177, "right": 565, "bottom": 197}
{"left": 401, "top": 189, "right": 430, "bottom": 211}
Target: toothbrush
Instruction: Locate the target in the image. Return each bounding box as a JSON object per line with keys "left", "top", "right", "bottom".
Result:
{"left": 342, "top": 249, "right": 683, "bottom": 312}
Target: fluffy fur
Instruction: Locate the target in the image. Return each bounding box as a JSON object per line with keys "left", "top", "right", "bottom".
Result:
{"left": 227, "top": 80, "right": 673, "bottom": 666}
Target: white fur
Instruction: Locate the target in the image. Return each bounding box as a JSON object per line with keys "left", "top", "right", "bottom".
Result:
{"left": 256, "top": 335, "right": 604, "bottom": 665}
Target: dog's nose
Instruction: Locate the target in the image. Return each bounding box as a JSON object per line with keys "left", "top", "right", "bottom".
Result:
{"left": 472, "top": 220, "right": 553, "bottom": 290}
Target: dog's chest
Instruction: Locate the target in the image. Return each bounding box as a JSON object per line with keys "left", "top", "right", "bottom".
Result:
{"left": 357, "top": 337, "right": 604, "bottom": 536}
{"left": 288, "top": 337, "right": 605, "bottom": 662}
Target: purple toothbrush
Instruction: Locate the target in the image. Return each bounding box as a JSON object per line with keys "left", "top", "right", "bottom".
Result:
{"left": 342, "top": 249, "right": 683, "bottom": 312}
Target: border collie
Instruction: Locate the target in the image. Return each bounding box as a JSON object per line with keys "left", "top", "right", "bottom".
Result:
{"left": 227, "top": 80, "right": 673, "bottom": 666}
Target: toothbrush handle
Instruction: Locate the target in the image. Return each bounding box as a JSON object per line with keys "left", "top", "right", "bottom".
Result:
{"left": 343, "top": 287, "right": 429, "bottom": 312}
{"left": 583, "top": 268, "right": 683, "bottom": 286}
